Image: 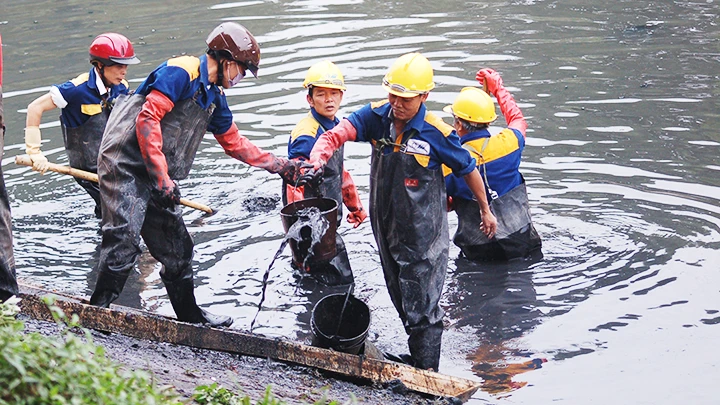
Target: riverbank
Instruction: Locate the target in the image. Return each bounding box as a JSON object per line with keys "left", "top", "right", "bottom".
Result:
{"left": 19, "top": 315, "right": 443, "bottom": 405}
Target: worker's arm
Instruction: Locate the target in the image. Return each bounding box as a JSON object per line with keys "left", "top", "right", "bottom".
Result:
{"left": 476, "top": 68, "right": 527, "bottom": 137}
{"left": 135, "top": 89, "right": 179, "bottom": 208}
{"left": 214, "top": 122, "right": 313, "bottom": 185}
{"left": 463, "top": 169, "right": 497, "bottom": 238}
{"left": 309, "top": 119, "right": 357, "bottom": 169}
{"left": 24, "top": 93, "right": 58, "bottom": 173}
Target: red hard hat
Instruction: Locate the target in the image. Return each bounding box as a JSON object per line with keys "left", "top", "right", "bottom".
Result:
{"left": 206, "top": 23, "right": 260, "bottom": 78}
{"left": 89, "top": 33, "right": 140, "bottom": 66}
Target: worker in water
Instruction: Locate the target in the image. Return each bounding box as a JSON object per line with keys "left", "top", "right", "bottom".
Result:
{"left": 88, "top": 22, "right": 314, "bottom": 327}
{"left": 0, "top": 33, "right": 19, "bottom": 303}
{"left": 443, "top": 69, "right": 541, "bottom": 261}
{"left": 283, "top": 60, "right": 366, "bottom": 286}
{"left": 308, "top": 52, "right": 498, "bottom": 371}
{"left": 24, "top": 33, "right": 140, "bottom": 218}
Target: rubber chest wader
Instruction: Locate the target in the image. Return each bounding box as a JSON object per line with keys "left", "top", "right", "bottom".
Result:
{"left": 91, "top": 92, "right": 212, "bottom": 310}
{"left": 283, "top": 144, "right": 354, "bottom": 286}
{"left": 455, "top": 141, "right": 541, "bottom": 261}
{"left": 0, "top": 93, "right": 19, "bottom": 301}
{"left": 61, "top": 106, "right": 109, "bottom": 217}
{"left": 369, "top": 129, "right": 448, "bottom": 371}
{"left": 454, "top": 182, "right": 541, "bottom": 261}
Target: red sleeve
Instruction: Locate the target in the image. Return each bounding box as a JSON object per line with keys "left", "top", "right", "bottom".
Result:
{"left": 341, "top": 169, "right": 362, "bottom": 212}
{"left": 495, "top": 86, "right": 527, "bottom": 137}
{"left": 136, "top": 89, "right": 175, "bottom": 190}
{"left": 309, "top": 119, "right": 357, "bottom": 166}
{"left": 214, "top": 122, "right": 285, "bottom": 173}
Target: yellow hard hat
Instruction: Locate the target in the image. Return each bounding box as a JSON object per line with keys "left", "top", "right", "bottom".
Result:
{"left": 382, "top": 52, "right": 435, "bottom": 98}
{"left": 443, "top": 87, "right": 497, "bottom": 124}
{"left": 303, "top": 60, "right": 346, "bottom": 91}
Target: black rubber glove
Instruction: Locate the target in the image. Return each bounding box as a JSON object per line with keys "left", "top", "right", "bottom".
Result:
{"left": 278, "top": 159, "right": 316, "bottom": 187}
{"left": 302, "top": 166, "right": 324, "bottom": 189}
{"left": 152, "top": 180, "right": 181, "bottom": 209}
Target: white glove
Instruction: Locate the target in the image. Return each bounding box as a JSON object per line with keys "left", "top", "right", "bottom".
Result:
{"left": 25, "top": 126, "right": 50, "bottom": 174}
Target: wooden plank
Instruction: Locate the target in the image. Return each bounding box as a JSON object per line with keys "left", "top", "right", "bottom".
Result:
{"left": 16, "top": 286, "right": 481, "bottom": 402}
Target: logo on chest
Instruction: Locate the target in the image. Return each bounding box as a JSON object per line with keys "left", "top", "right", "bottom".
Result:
{"left": 404, "top": 178, "right": 419, "bottom": 188}
{"left": 405, "top": 139, "right": 431, "bottom": 155}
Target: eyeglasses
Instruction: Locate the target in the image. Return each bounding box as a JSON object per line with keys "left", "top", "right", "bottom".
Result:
{"left": 382, "top": 78, "right": 428, "bottom": 95}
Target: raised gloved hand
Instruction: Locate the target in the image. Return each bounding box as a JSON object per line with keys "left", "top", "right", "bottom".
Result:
{"left": 476, "top": 68, "right": 504, "bottom": 96}
{"left": 24, "top": 126, "right": 50, "bottom": 174}
{"left": 477, "top": 67, "right": 527, "bottom": 135}
{"left": 152, "top": 180, "right": 181, "bottom": 210}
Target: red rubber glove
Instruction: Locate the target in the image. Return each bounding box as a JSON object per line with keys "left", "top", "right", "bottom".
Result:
{"left": 309, "top": 119, "right": 358, "bottom": 170}
{"left": 215, "top": 123, "right": 313, "bottom": 184}
{"left": 136, "top": 89, "right": 175, "bottom": 193}
{"left": 341, "top": 170, "right": 366, "bottom": 228}
{"left": 286, "top": 184, "right": 305, "bottom": 203}
{"left": 476, "top": 68, "right": 527, "bottom": 137}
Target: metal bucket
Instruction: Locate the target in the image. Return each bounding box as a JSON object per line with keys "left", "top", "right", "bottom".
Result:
{"left": 310, "top": 293, "right": 370, "bottom": 355}
{"left": 280, "top": 197, "right": 338, "bottom": 263}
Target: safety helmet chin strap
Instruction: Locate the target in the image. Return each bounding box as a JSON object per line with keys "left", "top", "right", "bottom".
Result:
{"left": 217, "top": 60, "right": 225, "bottom": 86}
{"left": 207, "top": 51, "right": 225, "bottom": 86}
{"left": 93, "top": 62, "right": 112, "bottom": 89}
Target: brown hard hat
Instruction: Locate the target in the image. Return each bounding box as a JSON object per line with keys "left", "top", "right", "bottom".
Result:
{"left": 206, "top": 22, "right": 260, "bottom": 78}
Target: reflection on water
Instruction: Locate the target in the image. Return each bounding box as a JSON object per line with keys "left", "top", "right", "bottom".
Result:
{"left": 2, "top": 0, "right": 720, "bottom": 404}
{"left": 445, "top": 257, "right": 547, "bottom": 395}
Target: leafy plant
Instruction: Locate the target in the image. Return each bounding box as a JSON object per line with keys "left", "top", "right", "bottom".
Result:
{"left": 192, "top": 384, "right": 357, "bottom": 405}
{"left": 0, "top": 296, "right": 180, "bottom": 405}
{"left": 193, "top": 382, "right": 247, "bottom": 405}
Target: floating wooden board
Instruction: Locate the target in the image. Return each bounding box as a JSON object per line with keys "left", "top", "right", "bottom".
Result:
{"left": 17, "top": 285, "right": 480, "bottom": 402}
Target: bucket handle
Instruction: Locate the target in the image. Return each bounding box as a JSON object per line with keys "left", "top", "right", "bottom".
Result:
{"left": 331, "top": 283, "right": 355, "bottom": 339}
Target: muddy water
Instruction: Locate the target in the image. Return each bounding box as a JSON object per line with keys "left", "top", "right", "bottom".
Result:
{"left": 2, "top": 1, "right": 720, "bottom": 404}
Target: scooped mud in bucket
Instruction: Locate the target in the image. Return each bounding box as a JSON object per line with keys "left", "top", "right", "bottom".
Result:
{"left": 281, "top": 197, "right": 353, "bottom": 286}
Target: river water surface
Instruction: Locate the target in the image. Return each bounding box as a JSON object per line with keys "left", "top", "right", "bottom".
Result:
{"left": 2, "top": 1, "right": 719, "bottom": 404}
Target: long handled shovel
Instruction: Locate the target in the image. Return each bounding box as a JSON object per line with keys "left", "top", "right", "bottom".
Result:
{"left": 15, "top": 155, "right": 215, "bottom": 215}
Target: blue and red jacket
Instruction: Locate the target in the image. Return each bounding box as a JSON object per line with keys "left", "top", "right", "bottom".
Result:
{"left": 51, "top": 67, "right": 129, "bottom": 128}
{"left": 444, "top": 127, "right": 525, "bottom": 201}
{"left": 135, "top": 54, "right": 234, "bottom": 135}
{"left": 349, "top": 100, "right": 476, "bottom": 176}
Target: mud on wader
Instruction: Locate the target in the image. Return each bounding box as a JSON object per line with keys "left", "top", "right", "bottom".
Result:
{"left": 369, "top": 130, "right": 448, "bottom": 371}
{"left": 61, "top": 106, "right": 110, "bottom": 218}
{"left": 456, "top": 141, "right": 541, "bottom": 261}
{"left": 0, "top": 59, "right": 20, "bottom": 301}
{"left": 453, "top": 181, "right": 541, "bottom": 261}
{"left": 282, "top": 145, "right": 354, "bottom": 286}
{"left": 90, "top": 93, "right": 231, "bottom": 327}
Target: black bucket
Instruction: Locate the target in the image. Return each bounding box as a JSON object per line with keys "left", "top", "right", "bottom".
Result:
{"left": 280, "top": 197, "right": 338, "bottom": 263}
{"left": 310, "top": 293, "right": 370, "bottom": 355}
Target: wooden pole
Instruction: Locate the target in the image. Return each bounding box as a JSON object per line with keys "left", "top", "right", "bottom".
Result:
{"left": 17, "top": 284, "right": 482, "bottom": 402}
{"left": 15, "top": 155, "right": 215, "bottom": 215}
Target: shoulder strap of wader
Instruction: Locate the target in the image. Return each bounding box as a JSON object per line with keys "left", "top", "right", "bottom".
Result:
{"left": 463, "top": 138, "right": 498, "bottom": 200}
